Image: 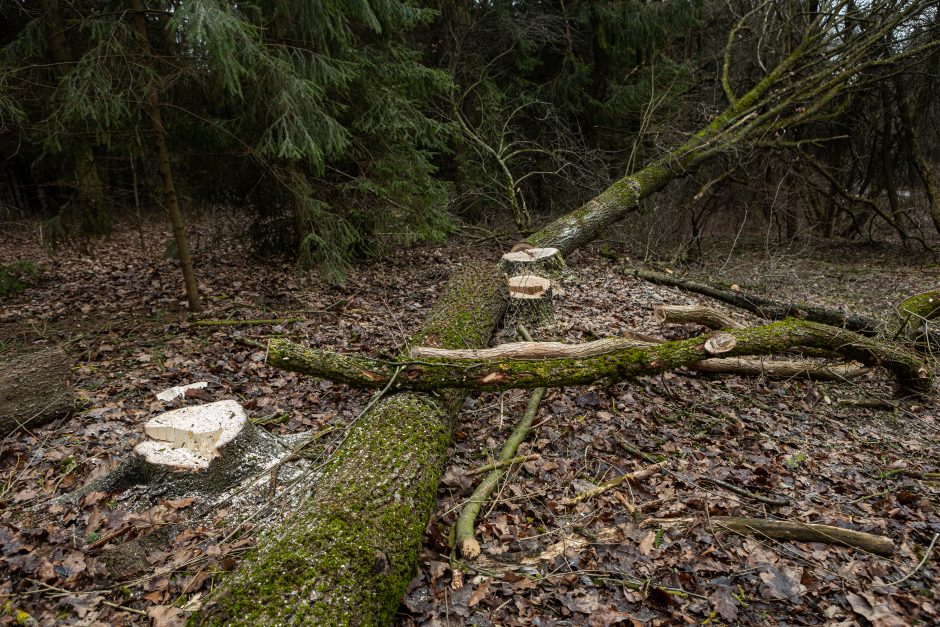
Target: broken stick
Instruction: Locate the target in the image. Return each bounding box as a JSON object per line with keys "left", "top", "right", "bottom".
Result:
{"left": 455, "top": 325, "right": 545, "bottom": 559}
{"left": 649, "top": 516, "right": 894, "bottom": 556}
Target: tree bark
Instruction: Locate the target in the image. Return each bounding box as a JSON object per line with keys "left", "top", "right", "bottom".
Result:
{"left": 40, "top": 0, "right": 106, "bottom": 230}
{"left": 898, "top": 291, "right": 940, "bottom": 321}
{"left": 197, "top": 262, "right": 507, "bottom": 625}
{"left": 0, "top": 347, "right": 73, "bottom": 438}
{"left": 130, "top": 2, "right": 203, "bottom": 313}
{"left": 267, "top": 319, "right": 930, "bottom": 395}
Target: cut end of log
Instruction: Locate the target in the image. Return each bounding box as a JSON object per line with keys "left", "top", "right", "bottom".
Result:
{"left": 459, "top": 537, "right": 481, "bottom": 559}
{"left": 136, "top": 400, "right": 247, "bottom": 471}
{"left": 508, "top": 275, "right": 552, "bottom": 299}
{"left": 704, "top": 332, "right": 737, "bottom": 355}
{"left": 501, "top": 247, "right": 560, "bottom": 263}
{"left": 652, "top": 305, "right": 668, "bottom": 324}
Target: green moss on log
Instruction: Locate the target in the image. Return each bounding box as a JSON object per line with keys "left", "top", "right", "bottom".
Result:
{"left": 898, "top": 291, "right": 940, "bottom": 320}
{"left": 197, "top": 261, "right": 507, "bottom": 626}
{"left": 268, "top": 319, "right": 931, "bottom": 395}
{"left": 196, "top": 394, "right": 449, "bottom": 625}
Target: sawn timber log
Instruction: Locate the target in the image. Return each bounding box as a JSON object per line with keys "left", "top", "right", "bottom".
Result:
{"left": 196, "top": 263, "right": 507, "bottom": 625}
{"left": 267, "top": 319, "right": 930, "bottom": 395}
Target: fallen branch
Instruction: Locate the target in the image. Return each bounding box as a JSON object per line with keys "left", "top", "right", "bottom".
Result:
{"left": 561, "top": 463, "right": 663, "bottom": 505}
{"left": 653, "top": 304, "right": 742, "bottom": 329}
{"left": 649, "top": 516, "right": 895, "bottom": 556}
{"left": 888, "top": 532, "right": 938, "bottom": 585}
{"left": 410, "top": 335, "right": 656, "bottom": 361}
{"left": 631, "top": 268, "right": 884, "bottom": 335}
{"left": 456, "top": 325, "right": 545, "bottom": 559}
{"left": 456, "top": 388, "right": 545, "bottom": 558}
{"left": 691, "top": 357, "right": 869, "bottom": 380}
{"left": 268, "top": 319, "right": 931, "bottom": 394}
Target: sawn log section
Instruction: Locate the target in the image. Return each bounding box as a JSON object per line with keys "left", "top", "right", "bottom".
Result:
{"left": 268, "top": 319, "right": 930, "bottom": 394}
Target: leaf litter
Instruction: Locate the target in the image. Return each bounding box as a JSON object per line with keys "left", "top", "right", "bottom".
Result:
{"left": 0, "top": 221, "right": 937, "bottom": 625}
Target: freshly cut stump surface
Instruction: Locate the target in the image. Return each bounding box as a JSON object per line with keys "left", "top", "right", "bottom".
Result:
{"left": 137, "top": 400, "right": 246, "bottom": 469}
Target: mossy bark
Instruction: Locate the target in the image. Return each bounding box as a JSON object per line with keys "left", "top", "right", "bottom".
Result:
{"left": 898, "top": 291, "right": 940, "bottom": 320}
{"left": 197, "top": 262, "right": 507, "bottom": 626}
{"left": 267, "top": 319, "right": 930, "bottom": 395}
{"left": 0, "top": 347, "right": 73, "bottom": 438}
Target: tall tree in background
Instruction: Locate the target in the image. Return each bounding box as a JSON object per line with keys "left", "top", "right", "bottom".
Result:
{"left": 1, "top": 0, "right": 453, "bottom": 284}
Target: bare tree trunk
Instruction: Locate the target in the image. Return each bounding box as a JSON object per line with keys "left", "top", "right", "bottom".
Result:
{"left": 130, "top": 1, "right": 202, "bottom": 313}
{"left": 897, "top": 87, "right": 940, "bottom": 236}
{"left": 39, "top": 0, "right": 106, "bottom": 230}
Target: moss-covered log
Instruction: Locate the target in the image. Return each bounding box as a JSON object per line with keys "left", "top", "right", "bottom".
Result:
{"left": 898, "top": 291, "right": 940, "bottom": 320}
{"left": 196, "top": 262, "right": 507, "bottom": 625}
{"left": 1, "top": 347, "right": 73, "bottom": 438}
{"left": 267, "top": 319, "right": 930, "bottom": 394}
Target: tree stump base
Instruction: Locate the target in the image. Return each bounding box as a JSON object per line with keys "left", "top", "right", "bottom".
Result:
{"left": 63, "top": 400, "right": 288, "bottom": 507}
{"left": 506, "top": 275, "right": 554, "bottom": 328}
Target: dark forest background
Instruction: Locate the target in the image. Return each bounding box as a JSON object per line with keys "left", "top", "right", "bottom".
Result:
{"left": 2, "top": 1, "right": 939, "bottom": 289}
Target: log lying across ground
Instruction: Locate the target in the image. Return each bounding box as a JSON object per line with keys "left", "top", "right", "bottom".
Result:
{"left": 1, "top": 347, "right": 73, "bottom": 438}
{"left": 197, "top": 263, "right": 507, "bottom": 625}
{"left": 267, "top": 319, "right": 930, "bottom": 395}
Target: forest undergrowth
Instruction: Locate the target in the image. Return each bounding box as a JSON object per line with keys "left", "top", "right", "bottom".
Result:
{"left": 1, "top": 219, "right": 938, "bottom": 626}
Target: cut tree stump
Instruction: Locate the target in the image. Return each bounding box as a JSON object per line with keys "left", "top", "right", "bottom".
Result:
{"left": 500, "top": 247, "right": 562, "bottom": 277}
{"left": 506, "top": 275, "right": 553, "bottom": 328}
{"left": 0, "top": 347, "right": 73, "bottom": 438}
{"left": 63, "top": 400, "right": 287, "bottom": 505}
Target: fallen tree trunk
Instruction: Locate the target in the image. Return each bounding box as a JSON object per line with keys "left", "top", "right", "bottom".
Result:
{"left": 197, "top": 263, "right": 507, "bottom": 625}
{"left": 1, "top": 347, "right": 73, "bottom": 438}
{"left": 267, "top": 319, "right": 930, "bottom": 394}
{"left": 632, "top": 268, "right": 884, "bottom": 335}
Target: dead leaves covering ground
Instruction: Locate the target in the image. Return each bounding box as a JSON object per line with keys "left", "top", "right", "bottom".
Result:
{"left": 1, "top": 220, "right": 938, "bottom": 626}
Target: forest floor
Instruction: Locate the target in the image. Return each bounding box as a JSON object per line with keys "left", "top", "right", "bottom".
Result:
{"left": 1, "top": 219, "right": 938, "bottom": 626}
